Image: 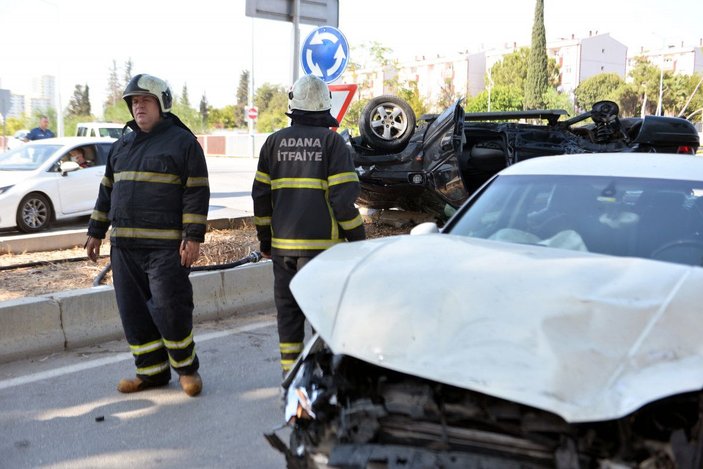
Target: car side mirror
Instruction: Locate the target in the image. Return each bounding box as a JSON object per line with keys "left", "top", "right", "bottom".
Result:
{"left": 410, "top": 222, "right": 439, "bottom": 235}
{"left": 59, "top": 160, "right": 81, "bottom": 175}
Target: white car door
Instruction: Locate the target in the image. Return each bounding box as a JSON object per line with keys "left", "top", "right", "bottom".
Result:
{"left": 55, "top": 145, "right": 105, "bottom": 215}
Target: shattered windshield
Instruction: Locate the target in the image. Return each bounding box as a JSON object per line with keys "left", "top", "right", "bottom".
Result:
{"left": 448, "top": 174, "right": 703, "bottom": 266}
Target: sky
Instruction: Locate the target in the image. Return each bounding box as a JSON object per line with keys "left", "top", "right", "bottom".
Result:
{"left": 0, "top": 0, "right": 701, "bottom": 116}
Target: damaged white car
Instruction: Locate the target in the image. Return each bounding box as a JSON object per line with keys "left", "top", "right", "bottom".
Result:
{"left": 266, "top": 153, "right": 703, "bottom": 468}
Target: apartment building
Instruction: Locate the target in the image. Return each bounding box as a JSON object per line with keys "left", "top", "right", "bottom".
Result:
{"left": 0, "top": 74, "right": 56, "bottom": 117}
{"left": 548, "top": 32, "right": 627, "bottom": 94}
{"left": 342, "top": 32, "right": 628, "bottom": 107}
{"left": 628, "top": 40, "right": 703, "bottom": 76}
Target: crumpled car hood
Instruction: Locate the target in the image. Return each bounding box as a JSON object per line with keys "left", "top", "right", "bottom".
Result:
{"left": 290, "top": 234, "right": 703, "bottom": 423}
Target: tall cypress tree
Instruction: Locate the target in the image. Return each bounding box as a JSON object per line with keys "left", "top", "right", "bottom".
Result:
{"left": 105, "top": 60, "right": 121, "bottom": 109}
{"left": 81, "top": 84, "right": 91, "bottom": 116}
{"left": 525, "top": 0, "right": 548, "bottom": 109}
{"left": 236, "top": 70, "right": 249, "bottom": 106}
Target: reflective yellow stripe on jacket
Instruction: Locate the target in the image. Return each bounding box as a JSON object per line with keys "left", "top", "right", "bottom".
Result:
{"left": 254, "top": 216, "right": 271, "bottom": 227}
{"left": 271, "top": 238, "right": 342, "bottom": 250}
{"left": 111, "top": 227, "right": 182, "bottom": 240}
{"left": 271, "top": 178, "right": 327, "bottom": 190}
{"left": 91, "top": 209, "right": 109, "bottom": 223}
{"left": 328, "top": 171, "right": 359, "bottom": 186}
{"left": 114, "top": 171, "right": 181, "bottom": 185}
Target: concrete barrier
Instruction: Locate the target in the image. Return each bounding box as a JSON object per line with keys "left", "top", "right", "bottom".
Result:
{"left": 0, "top": 261, "right": 274, "bottom": 364}
{"left": 0, "top": 297, "right": 65, "bottom": 362}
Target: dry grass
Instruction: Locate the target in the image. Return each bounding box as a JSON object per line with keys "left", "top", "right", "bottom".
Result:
{"left": 0, "top": 219, "right": 410, "bottom": 302}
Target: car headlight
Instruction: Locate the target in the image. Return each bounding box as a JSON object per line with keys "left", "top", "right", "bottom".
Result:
{"left": 0, "top": 185, "right": 14, "bottom": 195}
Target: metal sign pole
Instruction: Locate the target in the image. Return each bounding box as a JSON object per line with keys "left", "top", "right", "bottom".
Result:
{"left": 292, "top": 0, "right": 300, "bottom": 83}
{"left": 249, "top": 16, "right": 255, "bottom": 158}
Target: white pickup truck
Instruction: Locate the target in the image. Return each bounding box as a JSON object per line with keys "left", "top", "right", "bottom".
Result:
{"left": 75, "top": 122, "right": 128, "bottom": 138}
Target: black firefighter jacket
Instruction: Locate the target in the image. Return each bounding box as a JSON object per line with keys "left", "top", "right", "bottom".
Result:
{"left": 252, "top": 123, "right": 365, "bottom": 257}
{"left": 87, "top": 115, "right": 210, "bottom": 249}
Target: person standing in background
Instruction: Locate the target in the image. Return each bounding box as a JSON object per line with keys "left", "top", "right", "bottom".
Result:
{"left": 25, "top": 115, "right": 55, "bottom": 141}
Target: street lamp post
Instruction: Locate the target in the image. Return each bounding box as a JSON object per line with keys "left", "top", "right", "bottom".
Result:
{"left": 656, "top": 54, "right": 664, "bottom": 116}
{"left": 650, "top": 33, "right": 669, "bottom": 117}
{"left": 39, "top": 0, "right": 63, "bottom": 137}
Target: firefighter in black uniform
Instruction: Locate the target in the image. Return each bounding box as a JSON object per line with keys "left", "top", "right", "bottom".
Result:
{"left": 252, "top": 74, "right": 366, "bottom": 375}
{"left": 85, "top": 74, "right": 210, "bottom": 397}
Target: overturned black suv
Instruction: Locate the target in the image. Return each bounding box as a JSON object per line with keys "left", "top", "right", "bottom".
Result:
{"left": 344, "top": 96, "right": 701, "bottom": 220}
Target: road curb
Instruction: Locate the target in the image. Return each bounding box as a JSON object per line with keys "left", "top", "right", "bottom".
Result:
{"left": 0, "top": 261, "right": 274, "bottom": 364}
{"left": 0, "top": 217, "right": 254, "bottom": 255}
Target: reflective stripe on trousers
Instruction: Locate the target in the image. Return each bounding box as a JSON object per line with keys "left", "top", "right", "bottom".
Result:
{"left": 111, "top": 246, "right": 199, "bottom": 383}
{"left": 272, "top": 255, "right": 312, "bottom": 372}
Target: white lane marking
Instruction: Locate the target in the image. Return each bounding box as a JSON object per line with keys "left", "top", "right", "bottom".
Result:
{"left": 0, "top": 320, "right": 275, "bottom": 391}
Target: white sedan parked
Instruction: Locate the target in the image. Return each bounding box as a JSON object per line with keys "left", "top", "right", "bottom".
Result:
{"left": 0, "top": 137, "right": 115, "bottom": 233}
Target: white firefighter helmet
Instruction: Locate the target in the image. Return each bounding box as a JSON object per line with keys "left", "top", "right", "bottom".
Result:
{"left": 288, "top": 75, "right": 332, "bottom": 112}
{"left": 122, "top": 74, "right": 173, "bottom": 114}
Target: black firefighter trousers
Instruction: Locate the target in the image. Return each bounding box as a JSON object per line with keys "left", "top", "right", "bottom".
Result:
{"left": 272, "top": 255, "right": 312, "bottom": 373}
{"left": 111, "top": 246, "right": 199, "bottom": 385}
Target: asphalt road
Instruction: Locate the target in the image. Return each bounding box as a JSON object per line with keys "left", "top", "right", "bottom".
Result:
{"left": 0, "top": 309, "right": 291, "bottom": 469}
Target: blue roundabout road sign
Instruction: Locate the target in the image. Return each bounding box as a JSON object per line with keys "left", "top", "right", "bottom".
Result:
{"left": 300, "top": 26, "right": 349, "bottom": 83}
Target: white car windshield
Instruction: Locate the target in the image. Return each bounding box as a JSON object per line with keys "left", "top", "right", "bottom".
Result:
{"left": 0, "top": 144, "right": 62, "bottom": 170}
{"left": 449, "top": 174, "right": 703, "bottom": 266}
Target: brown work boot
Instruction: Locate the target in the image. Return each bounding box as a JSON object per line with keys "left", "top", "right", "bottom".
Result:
{"left": 179, "top": 372, "right": 203, "bottom": 397}
{"left": 117, "top": 376, "right": 169, "bottom": 393}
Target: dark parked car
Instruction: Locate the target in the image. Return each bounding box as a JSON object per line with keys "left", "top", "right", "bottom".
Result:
{"left": 267, "top": 153, "right": 703, "bottom": 468}
{"left": 345, "top": 96, "right": 701, "bottom": 220}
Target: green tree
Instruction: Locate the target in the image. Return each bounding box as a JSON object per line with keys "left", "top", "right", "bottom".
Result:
{"left": 254, "top": 83, "right": 286, "bottom": 113}
{"left": 255, "top": 85, "right": 288, "bottom": 132}
{"left": 2, "top": 116, "right": 31, "bottom": 135}
{"left": 67, "top": 84, "right": 91, "bottom": 117}
{"left": 347, "top": 41, "right": 400, "bottom": 96}
{"left": 123, "top": 58, "right": 133, "bottom": 89}
{"left": 199, "top": 94, "right": 209, "bottom": 127}
{"left": 103, "top": 101, "right": 132, "bottom": 124}
{"left": 465, "top": 85, "right": 523, "bottom": 112}
{"left": 628, "top": 57, "right": 664, "bottom": 115}
{"left": 207, "top": 106, "right": 237, "bottom": 129}
{"left": 436, "top": 77, "right": 458, "bottom": 110}
{"left": 82, "top": 85, "right": 91, "bottom": 116}
{"left": 573, "top": 73, "right": 625, "bottom": 111}
{"left": 341, "top": 98, "right": 368, "bottom": 136}
{"left": 397, "top": 80, "right": 429, "bottom": 119}
{"left": 610, "top": 84, "right": 640, "bottom": 117}
{"left": 236, "top": 70, "right": 250, "bottom": 105}
{"left": 490, "top": 47, "right": 559, "bottom": 91}
{"left": 104, "top": 60, "right": 122, "bottom": 109}
{"left": 524, "top": 0, "right": 548, "bottom": 109}
{"left": 542, "top": 88, "right": 574, "bottom": 115}
{"left": 678, "top": 74, "right": 703, "bottom": 119}
{"left": 667, "top": 73, "right": 703, "bottom": 117}
{"left": 172, "top": 87, "right": 204, "bottom": 133}
{"left": 180, "top": 84, "right": 191, "bottom": 107}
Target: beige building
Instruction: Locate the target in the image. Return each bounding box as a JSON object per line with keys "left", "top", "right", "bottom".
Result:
{"left": 548, "top": 33, "right": 627, "bottom": 94}
{"left": 342, "top": 32, "right": 630, "bottom": 109}
{"left": 628, "top": 40, "right": 703, "bottom": 76}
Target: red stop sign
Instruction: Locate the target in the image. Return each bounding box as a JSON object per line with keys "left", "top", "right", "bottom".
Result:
{"left": 247, "top": 106, "right": 258, "bottom": 120}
